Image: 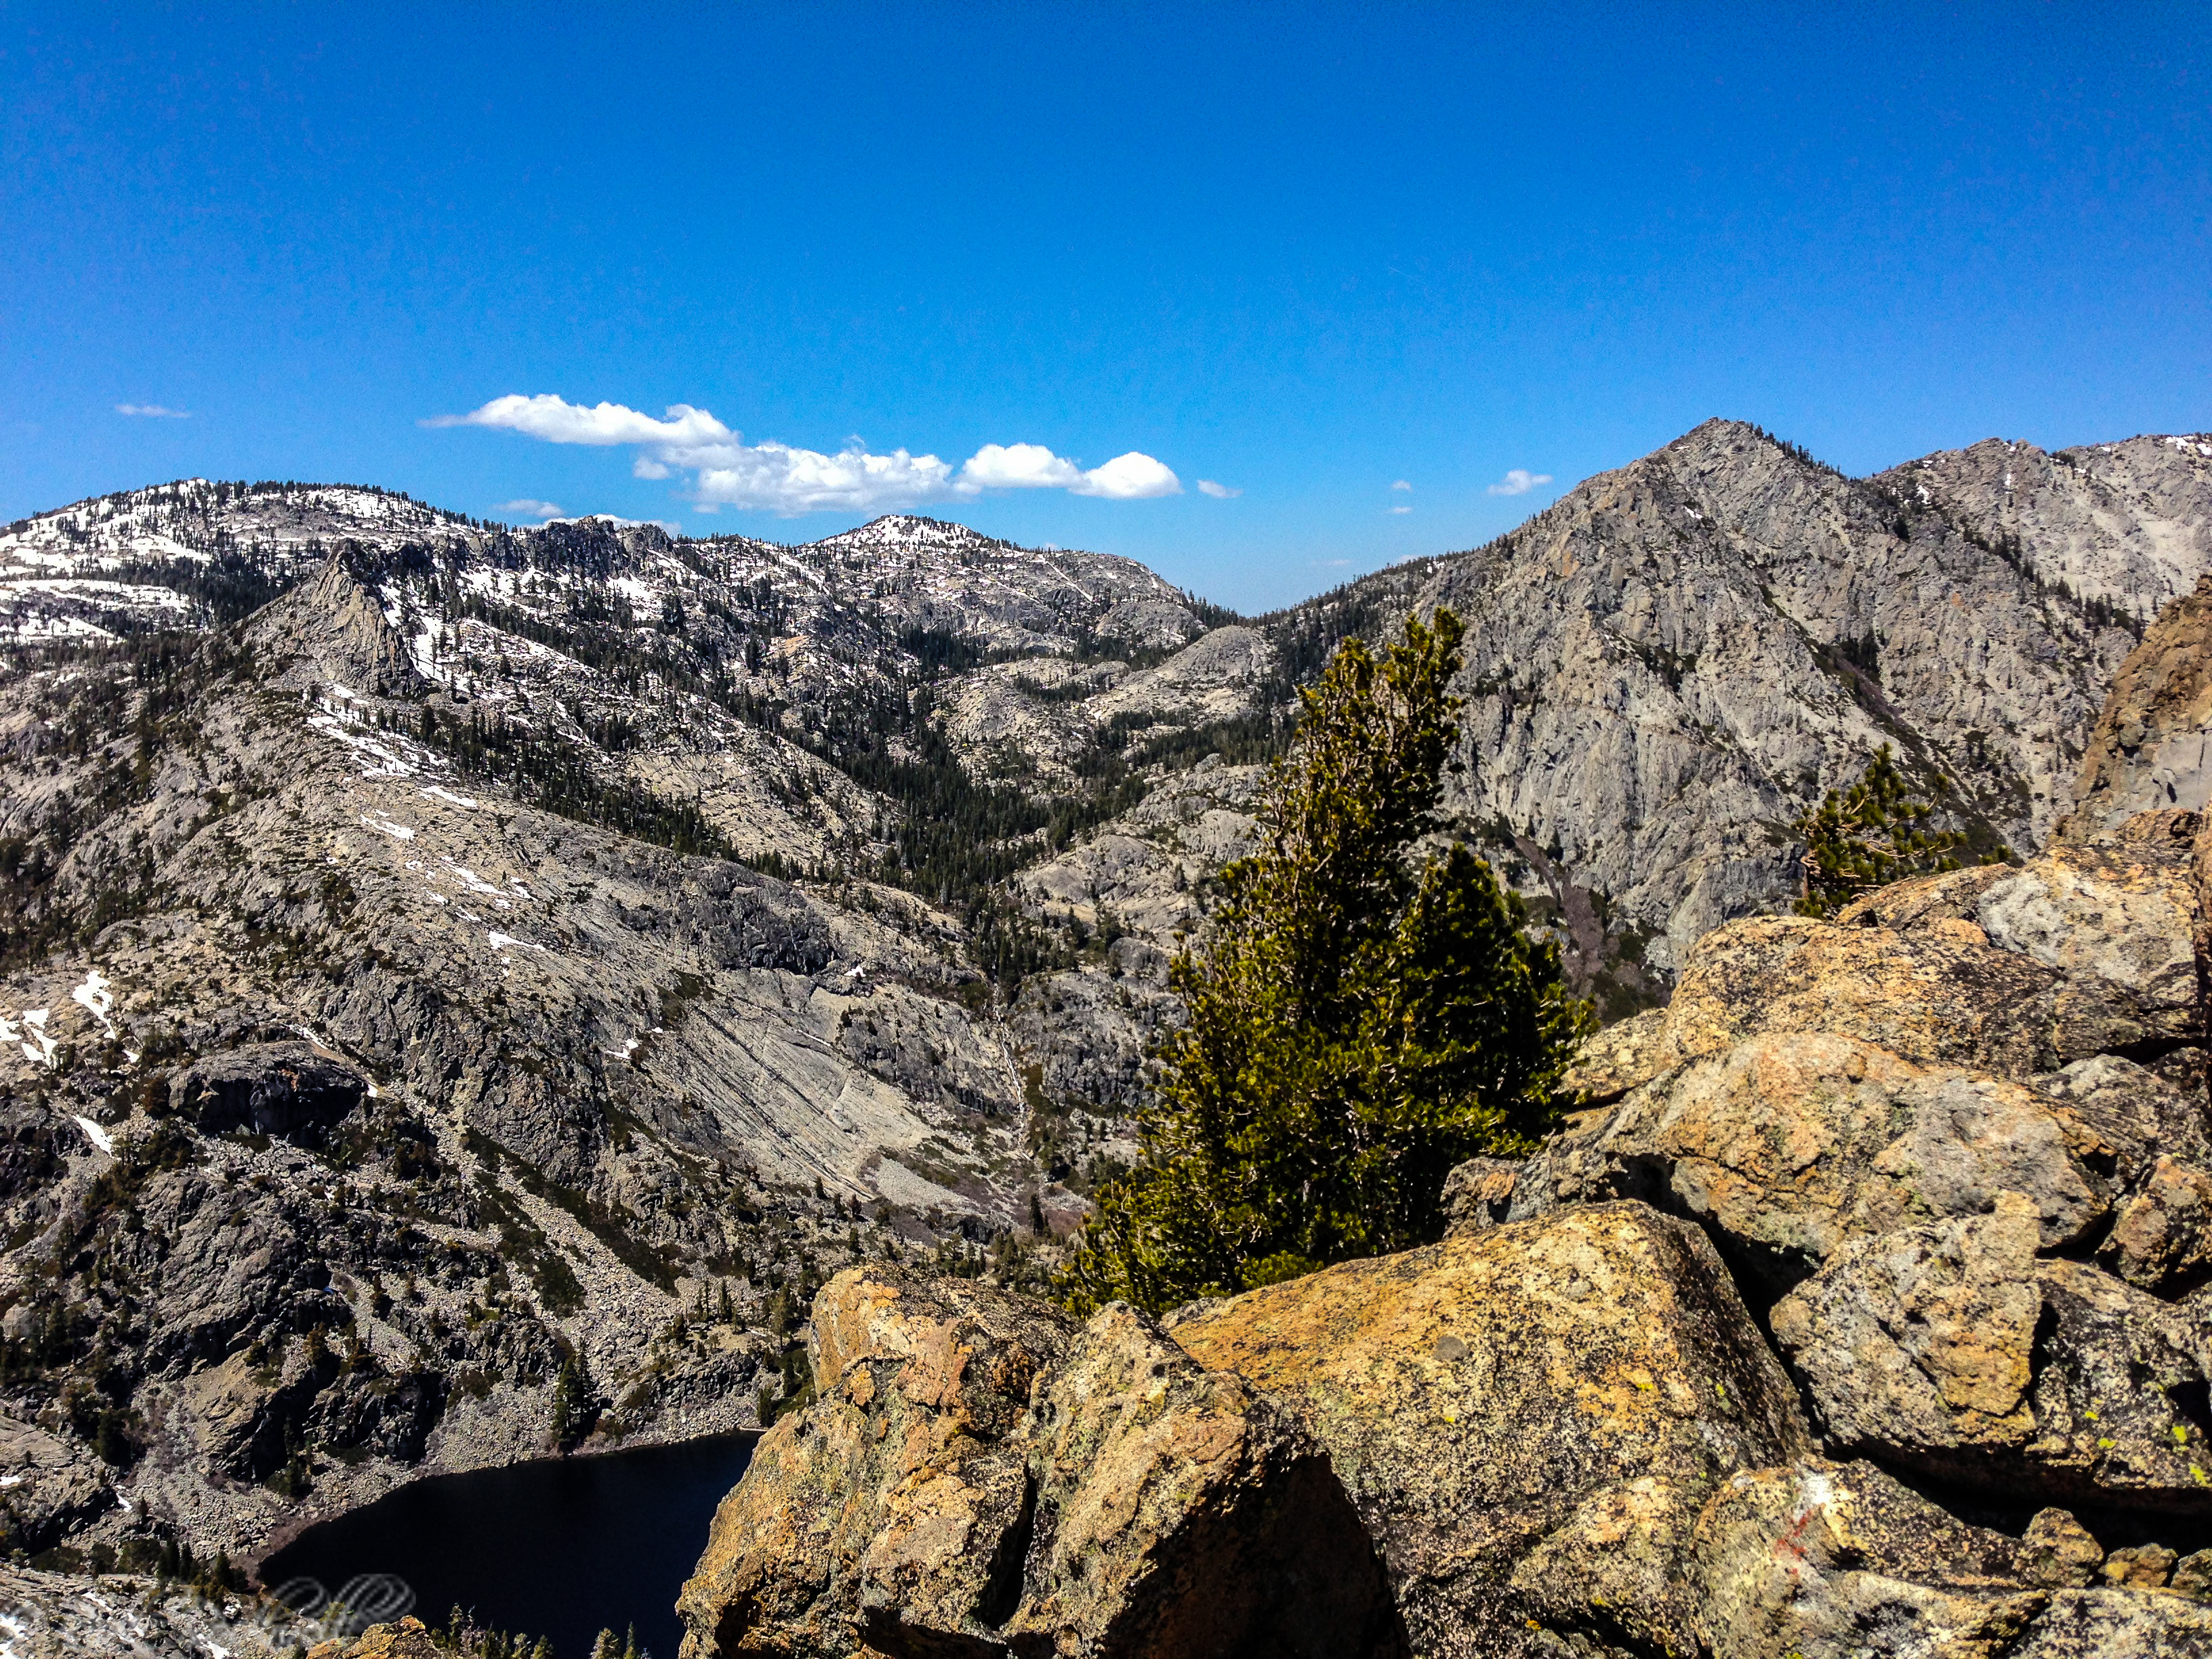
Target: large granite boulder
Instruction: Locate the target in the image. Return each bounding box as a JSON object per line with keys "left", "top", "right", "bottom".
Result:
{"left": 676, "top": 1267, "right": 1401, "bottom": 1659}
{"left": 1768, "top": 1198, "right": 2212, "bottom": 1508}
{"left": 1162, "top": 1202, "right": 1808, "bottom": 1658}
{"left": 1693, "top": 1459, "right": 2212, "bottom": 1658}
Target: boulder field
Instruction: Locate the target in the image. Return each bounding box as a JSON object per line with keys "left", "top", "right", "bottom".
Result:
{"left": 672, "top": 588, "right": 2212, "bottom": 1658}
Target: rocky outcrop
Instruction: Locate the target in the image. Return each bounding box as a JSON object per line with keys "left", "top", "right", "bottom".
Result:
{"left": 171, "top": 1040, "right": 370, "bottom": 1139}
{"left": 0, "top": 1415, "right": 114, "bottom": 1554}
{"left": 690, "top": 1202, "right": 2212, "bottom": 1658}
{"left": 0, "top": 1563, "right": 323, "bottom": 1657}
{"left": 677, "top": 1266, "right": 1402, "bottom": 1659}
{"left": 2067, "top": 573, "right": 2212, "bottom": 832}
{"left": 1163, "top": 1204, "right": 1808, "bottom": 1658}
{"left": 685, "top": 596, "right": 2212, "bottom": 1655}
{"left": 1446, "top": 811, "right": 2212, "bottom": 1528}
{"left": 244, "top": 554, "right": 424, "bottom": 698}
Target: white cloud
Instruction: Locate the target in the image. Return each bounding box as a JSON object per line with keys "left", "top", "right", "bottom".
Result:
{"left": 430, "top": 393, "right": 1181, "bottom": 515}
{"left": 1488, "top": 468, "right": 1553, "bottom": 497}
{"left": 495, "top": 499, "right": 564, "bottom": 520}
{"left": 117, "top": 403, "right": 188, "bottom": 418}
{"left": 1197, "top": 479, "right": 1241, "bottom": 499}
{"left": 426, "top": 394, "right": 729, "bottom": 448}
{"left": 1389, "top": 505, "right": 1412, "bottom": 515}
{"left": 1071, "top": 451, "right": 1182, "bottom": 499}
{"left": 1391, "top": 479, "right": 1412, "bottom": 491}
{"left": 960, "top": 443, "right": 1084, "bottom": 490}
{"left": 693, "top": 440, "right": 960, "bottom": 514}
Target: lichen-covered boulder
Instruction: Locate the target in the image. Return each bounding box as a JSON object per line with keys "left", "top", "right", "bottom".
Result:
{"left": 677, "top": 1271, "right": 1069, "bottom": 1657}
{"left": 676, "top": 1267, "right": 1401, "bottom": 1659}
{"left": 997, "top": 1303, "right": 1403, "bottom": 1659}
{"left": 1533, "top": 817, "right": 2207, "bottom": 1116}
{"left": 1692, "top": 1458, "right": 2045, "bottom": 1658}
{"left": 1495, "top": 1031, "right": 2117, "bottom": 1295}
{"left": 1164, "top": 1202, "right": 1809, "bottom": 1658}
{"left": 1769, "top": 1198, "right": 2212, "bottom": 1509}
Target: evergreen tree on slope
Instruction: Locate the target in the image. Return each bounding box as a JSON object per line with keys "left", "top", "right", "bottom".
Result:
{"left": 1060, "top": 608, "right": 1591, "bottom": 1315}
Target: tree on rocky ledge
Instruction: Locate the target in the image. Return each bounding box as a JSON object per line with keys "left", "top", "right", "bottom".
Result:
{"left": 1793, "top": 743, "right": 1996, "bottom": 918}
{"left": 1059, "top": 607, "right": 1591, "bottom": 1315}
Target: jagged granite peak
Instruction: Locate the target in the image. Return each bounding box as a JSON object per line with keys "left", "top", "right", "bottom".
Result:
{"left": 1296, "top": 415, "right": 2209, "bottom": 978}
{"left": 243, "top": 552, "right": 426, "bottom": 698}
{"left": 1880, "top": 431, "right": 2212, "bottom": 620}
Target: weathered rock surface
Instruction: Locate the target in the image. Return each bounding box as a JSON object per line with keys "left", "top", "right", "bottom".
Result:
{"left": 691, "top": 1210, "right": 2212, "bottom": 1658}
{"left": 1163, "top": 1203, "right": 1807, "bottom": 1658}
{"left": 1769, "top": 1203, "right": 2212, "bottom": 1507}
{"left": 2068, "top": 571, "right": 2212, "bottom": 833}
{"left": 171, "top": 1040, "right": 370, "bottom": 1139}
{"left": 676, "top": 1265, "right": 1401, "bottom": 1658}
{"left": 0, "top": 1415, "right": 113, "bottom": 1554}
{"left": 0, "top": 1564, "right": 321, "bottom": 1657}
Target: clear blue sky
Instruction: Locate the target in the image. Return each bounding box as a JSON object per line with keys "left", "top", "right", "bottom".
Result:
{"left": 3, "top": 3, "right": 2207, "bottom": 611}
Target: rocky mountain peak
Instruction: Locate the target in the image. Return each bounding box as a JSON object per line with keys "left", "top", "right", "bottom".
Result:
{"left": 242, "top": 551, "right": 424, "bottom": 697}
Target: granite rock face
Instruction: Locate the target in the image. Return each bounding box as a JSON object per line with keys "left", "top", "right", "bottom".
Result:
{"left": 171, "top": 1040, "right": 371, "bottom": 1139}
{"left": 2066, "top": 571, "right": 2212, "bottom": 833}
{"left": 1883, "top": 432, "right": 2212, "bottom": 623}
{"left": 0, "top": 1414, "right": 114, "bottom": 1554}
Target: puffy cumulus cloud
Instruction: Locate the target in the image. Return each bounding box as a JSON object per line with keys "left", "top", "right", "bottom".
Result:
{"left": 1391, "top": 479, "right": 1412, "bottom": 491}
{"left": 1071, "top": 451, "right": 1182, "bottom": 499}
{"left": 693, "top": 441, "right": 960, "bottom": 515}
{"left": 1488, "top": 468, "right": 1553, "bottom": 497}
{"left": 116, "top": 403, "right": 188, "bottom": 418}
{"left": 1197, "top": 479, "right": 1240, "bottom": 499}
{"left": 959, "top": 442, "right": 1084, "bottom": 490}
{"left": 430, "top": 393, "right": 1181, "bottom": 514}
{"left": 495, "top": 499, "right": 564, "bottom": 520}
{"left": 1389, "top": 505, "right": 1412, "bottom": 515}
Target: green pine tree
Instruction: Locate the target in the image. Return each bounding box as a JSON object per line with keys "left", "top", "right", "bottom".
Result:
{"left": 1793, "top": 744, "right": 2003, "bottom": 918}
{"left": 1058, "top": 608, "right": 1591, "bottom": 1315}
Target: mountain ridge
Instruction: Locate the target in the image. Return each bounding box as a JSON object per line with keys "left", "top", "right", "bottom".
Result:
{"left": 1, "top": 415, "right": 2206, "bottom": 1570}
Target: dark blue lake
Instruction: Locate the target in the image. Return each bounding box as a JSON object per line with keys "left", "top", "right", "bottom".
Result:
{"left": 260, "top": 1431, "right": 757, "bottom": 1659}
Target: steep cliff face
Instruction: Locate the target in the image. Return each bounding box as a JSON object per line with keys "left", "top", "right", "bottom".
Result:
{"left": 2065, "top": 572, "right": 2212, "bottom": 834}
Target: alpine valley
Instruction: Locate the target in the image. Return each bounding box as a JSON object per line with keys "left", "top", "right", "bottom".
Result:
{"left": 2, "top": 417, "right": 2210, "bottom": 1586}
